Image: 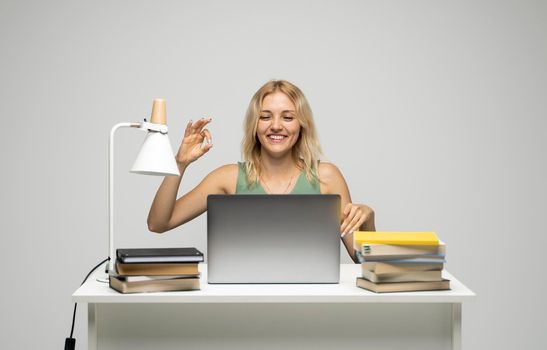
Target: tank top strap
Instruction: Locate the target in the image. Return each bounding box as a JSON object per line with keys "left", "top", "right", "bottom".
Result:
{"left": 236, "top": 162, "right": 267, "bottom": 194}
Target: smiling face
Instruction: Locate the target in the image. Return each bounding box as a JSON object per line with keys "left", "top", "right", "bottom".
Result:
{"left": 256, "top": 91, "right": 301, "bottom": 159}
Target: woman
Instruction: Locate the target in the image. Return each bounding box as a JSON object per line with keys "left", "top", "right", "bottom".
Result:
{"left": 147, "top": 80, "right": 375, "bottom": 263}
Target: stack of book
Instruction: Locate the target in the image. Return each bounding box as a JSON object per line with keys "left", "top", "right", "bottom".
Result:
{"left": 353, "top": 232, "right": 450, "bottom": 293}
{"left": 109, "top": 247, "right": 204, "bottom": 294}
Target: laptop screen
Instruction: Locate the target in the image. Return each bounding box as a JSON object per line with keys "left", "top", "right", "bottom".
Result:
{"left": 207, "top": 194, "right": 341, "bottom": 284}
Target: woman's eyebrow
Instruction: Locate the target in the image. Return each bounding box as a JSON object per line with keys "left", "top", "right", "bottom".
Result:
{"left": 260, "top": 110, "right": 295, "bottom": 113}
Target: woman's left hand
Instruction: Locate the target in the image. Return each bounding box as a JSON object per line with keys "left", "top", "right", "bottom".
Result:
{"left": 340, "top": 203, "right": 374, "bottom": 236}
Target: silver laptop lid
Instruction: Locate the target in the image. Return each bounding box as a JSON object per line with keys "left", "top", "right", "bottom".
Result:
{"left": 207, "top": 195, "right": 341, "bottom": 284}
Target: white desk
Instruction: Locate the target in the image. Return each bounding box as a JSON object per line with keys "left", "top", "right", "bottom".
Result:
{"left": 73, "top": 264, "right": 474, "bottom": 350}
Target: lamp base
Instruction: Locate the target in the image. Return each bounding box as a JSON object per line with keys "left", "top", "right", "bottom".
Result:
{"left": 96, "top": 274, "right": 109, "bottom": 283}
{"left": 96, "top": 261, "right": 112, "bottom": 283}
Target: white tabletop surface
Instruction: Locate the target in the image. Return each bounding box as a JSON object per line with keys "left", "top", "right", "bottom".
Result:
{"left": 73, "top": 264, "right": 475, "bottom": 304}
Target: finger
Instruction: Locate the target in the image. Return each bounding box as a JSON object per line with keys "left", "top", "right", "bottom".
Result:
{"left": 191, "top": 117, "right": 212, "bottom": 133}
{"left": 345, "top": 211, "right": 362, "bottom": 234}
{"left": 340, "top": 203, "right": 352, "bottom": 228}
{"left": 184, "top": 120, "right": 193, "bottom": 137}
{"left": 357, "top": 206, "right": 374, "bottom": 230}
{"left": 201, "top": 128, "right": 213, "bottom": 144}
{"left": 342, "top": 203, "right": 352, "bottom": 216}
{"left": 340, "top": 208, "right": 352, "bottom": 232}
{"left": 342, "top": 217, "right": 358, "bottom": 236}
{"left": 189, "top": 118, "right": 205, "bottom": 133}
{"left": 199, "top": 142, "right": 213, "bottom": 154}
{"left": 341, "top": 217, "right": 352, "bottom": 234}
{"left": 341, "top": 206, "right": 357, "bottom": 232}
{"left": 343, "top": 206, "right": 361, "bottom": 233}
{"left": 197, "top": 118, "right": 213, "bottom": 135}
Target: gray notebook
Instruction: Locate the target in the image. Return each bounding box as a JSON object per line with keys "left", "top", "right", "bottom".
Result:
{"left": 207, "top": 195, "right": 341, "bottom": 284}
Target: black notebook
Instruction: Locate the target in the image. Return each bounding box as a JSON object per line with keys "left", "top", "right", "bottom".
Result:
{"left": 116, "top": 247, "right": 204, "bottom": 263}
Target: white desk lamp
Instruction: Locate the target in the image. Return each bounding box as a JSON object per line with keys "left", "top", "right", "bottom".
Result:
{"left": 105, "top": 99, "right": 180, "bottom": 279}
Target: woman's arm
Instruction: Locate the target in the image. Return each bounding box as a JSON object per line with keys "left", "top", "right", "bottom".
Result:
{"left": 318, "top": 162, "right": 375, "bottom": 263}
{"left": 147, "top": 117, "right": 237, "bottom": 233}
{"left": 147, "top": 164, "right": 237, "bottom": 233}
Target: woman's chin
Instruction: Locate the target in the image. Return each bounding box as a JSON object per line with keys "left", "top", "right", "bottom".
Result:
{"left": 261, "top": 147, "right": 292, "bottom": 159}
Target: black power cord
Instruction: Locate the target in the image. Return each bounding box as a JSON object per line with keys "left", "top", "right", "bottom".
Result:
{"left": 65, "top": 257, "right": 110, "bottom": 350}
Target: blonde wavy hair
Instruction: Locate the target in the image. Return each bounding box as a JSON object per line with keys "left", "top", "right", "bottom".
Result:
{"left": 241, "top": 80, "right": 322, "bottom": 186}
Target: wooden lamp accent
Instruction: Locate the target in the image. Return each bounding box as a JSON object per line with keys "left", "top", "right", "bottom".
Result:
{"left": 150, "top": 98, "right": 167, "bottom": 125}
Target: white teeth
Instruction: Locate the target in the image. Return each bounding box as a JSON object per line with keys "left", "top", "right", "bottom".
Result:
{"left": 269, "top": 135, "right": 285, "bottom": 140}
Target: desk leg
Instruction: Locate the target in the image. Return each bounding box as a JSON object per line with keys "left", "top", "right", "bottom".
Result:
{"left": 452, "top": 303, "right": 462, "bottom": 350}
{"left": 88, "top": 304, "right": 97, "bottom": 350}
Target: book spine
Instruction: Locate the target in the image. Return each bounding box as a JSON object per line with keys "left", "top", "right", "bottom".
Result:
{"left": 362, "top": 262, "right": 444, "bottom": 275}
{"left": 357, "top": 253, "right": 445, "bottom": 262}
{"left": 356, "top": 251, "right": 446, "bottom": 264}
{"left": 357, "top": 243, "right": 446, "bottom": 256}
{"left": 353, "top": 231, "right": 440, "bottom": 246}
{"left": 354, "top": 239, "right": 439, "bottom": 246}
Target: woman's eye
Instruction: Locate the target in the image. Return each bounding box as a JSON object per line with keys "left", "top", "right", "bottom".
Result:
{"left": 259, "top": 115, "right": 271, "bottom": 120}
{"left": 283, "top": 115, "right": 294, "bottom": 121}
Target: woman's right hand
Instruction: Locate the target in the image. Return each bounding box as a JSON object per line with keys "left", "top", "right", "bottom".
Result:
{"left": 175, "top": 117, "right": 213, "bottom": 167}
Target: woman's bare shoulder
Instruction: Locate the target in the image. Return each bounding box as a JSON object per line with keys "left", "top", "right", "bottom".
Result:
{"left": 213, "top": 163, "right": 239, "bottom": 173}
{"left": 318, "top": 162, "right": 347, "bottom": 194}
{"left": 318, "top": 161, "right": 344, "bottom": 180}
{"left": 206, "top": 163, "right": 239, "bottom": 194}
{"left": 207, "top": 163, "right": 239, "bottom": 180}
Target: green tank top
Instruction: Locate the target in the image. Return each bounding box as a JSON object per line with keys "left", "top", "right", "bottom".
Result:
{"left": 235, "top": 162, "right": 321, "bottom": 194}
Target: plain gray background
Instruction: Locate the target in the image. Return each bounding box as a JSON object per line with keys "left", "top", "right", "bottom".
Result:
{"left": 1, "top": 0, "right": 545, "bottom": 349}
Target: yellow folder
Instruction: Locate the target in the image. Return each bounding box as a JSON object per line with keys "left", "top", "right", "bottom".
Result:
{"left": 354, "top": 231, "right": 440, "bottom": 246}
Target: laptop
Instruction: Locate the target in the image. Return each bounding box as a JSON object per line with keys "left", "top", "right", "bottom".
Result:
{"left": 207, "top": 194, "right": 341, "bottom": 284}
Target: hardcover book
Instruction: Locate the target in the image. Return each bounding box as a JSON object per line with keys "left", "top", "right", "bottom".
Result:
{"left": 356, "top": 277, "right": 450, "bottom": 293}
{"left": 116, "top": 262, "right": 200, "bottom": 276}
{"left": 357, "top": 253, "right": 445, "bottom": 262}
{"left": 361, "top": 262, "right": 443, "bottom": 275}
{"left": 356, "top": 251, "right": 445, "bottom": 264}
{"left": 361, "top": 269, "right": 443, "bottom": 283}
{"left": 354, "top": 231, "right": 440, "bottom": 246}
{"left": 109, "top": 275, "right": 200, "bottom": 294}
{"left": 356, "top": 242, "right": 446, "bottom": 256}
{"left": 116, "top": 247, "right": 204, "bottom": 263}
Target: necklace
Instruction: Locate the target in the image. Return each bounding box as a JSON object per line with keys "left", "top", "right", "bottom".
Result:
{"left": 261, "top": 170, "right": 297, "bottom": 194}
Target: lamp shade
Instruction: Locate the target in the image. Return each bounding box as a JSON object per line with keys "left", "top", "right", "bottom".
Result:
{"left": 130, "top": 131, "right": 180, "bottom": 176}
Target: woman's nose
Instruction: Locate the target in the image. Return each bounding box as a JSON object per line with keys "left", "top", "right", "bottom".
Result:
{"left": 270, "top": 117, "right": 282, "bottom": 130}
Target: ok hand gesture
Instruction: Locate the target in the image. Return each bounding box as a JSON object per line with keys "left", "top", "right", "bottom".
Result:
{"left": 175, "top": 118, "right": 213, "bottom": 167}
